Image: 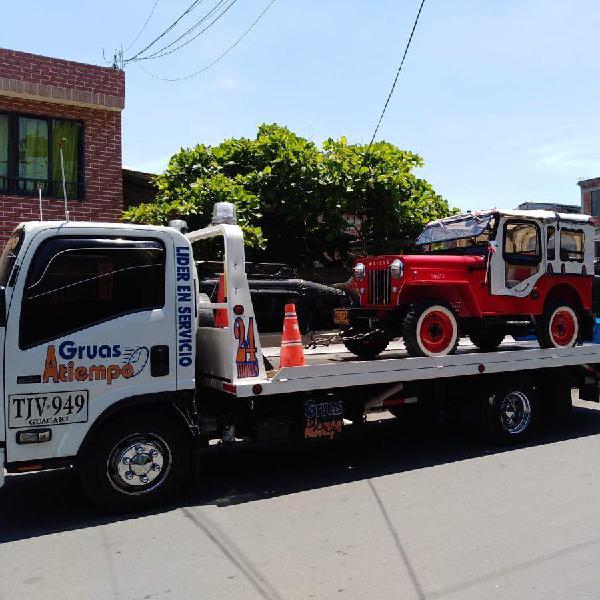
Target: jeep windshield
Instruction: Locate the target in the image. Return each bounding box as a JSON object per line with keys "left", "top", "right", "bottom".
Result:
{"left": 416, "top": 214, "right": 496, "bottom": 254}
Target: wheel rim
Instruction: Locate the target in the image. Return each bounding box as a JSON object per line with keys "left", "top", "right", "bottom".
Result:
{"left": 417, "top": 307, "right": 457, "bottom": 355}
{"left": 106, "top": 433, "right": 172, "bottom": 496}
{"left": 549, "top": 306, "right": 577, "bottom": 347}
{"left": 499, "top": 391, "right": 531, "bottom": 435}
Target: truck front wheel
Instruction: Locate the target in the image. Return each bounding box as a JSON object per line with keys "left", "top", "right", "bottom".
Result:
{"left": 79, "top": 410, "right": 192, "bottom": 512}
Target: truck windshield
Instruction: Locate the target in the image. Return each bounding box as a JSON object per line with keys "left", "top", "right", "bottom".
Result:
{"left": 416, "top": 214, "right": 496, "bottom": 253}
{"left": 0, "top": 227, "right": 24, "bottom": 286}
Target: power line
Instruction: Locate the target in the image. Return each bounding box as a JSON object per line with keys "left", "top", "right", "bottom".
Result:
{"left": 135, "top": 0, "right": 242, "bottom": 62}
{"left": 125, "top": 0, "right": 161, "bottom": 53}
{"left": 367, "top": 0, "right": 427, "bottom": 150}
{"left": 138, "top": 0, "right": 227, "bottom": 60}
{"left": 127, "top": 0, "right": 206, "bottom": 62}
{"left": 138, "top": 0, "right": 276, "bottom": 81}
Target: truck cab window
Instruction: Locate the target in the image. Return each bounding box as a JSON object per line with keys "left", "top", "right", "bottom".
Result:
{"left": 19, "top": 238, "right": 165, "bottom": 348}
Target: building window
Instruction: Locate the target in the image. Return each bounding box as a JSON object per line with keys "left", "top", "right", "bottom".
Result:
{"left": 0, "top": 111, "right": 83, "bottom": 199}
{"left": 591, "top": 190, "right": 600, "bottom": 216}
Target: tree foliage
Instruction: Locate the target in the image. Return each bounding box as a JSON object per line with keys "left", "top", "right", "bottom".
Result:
{"left": 123, "top": 123, "right": 455, "bottom": 267}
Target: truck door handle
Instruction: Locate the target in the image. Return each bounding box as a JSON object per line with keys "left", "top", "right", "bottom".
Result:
{"left": 150, "top": 345, "right": 169, "bottom": 377}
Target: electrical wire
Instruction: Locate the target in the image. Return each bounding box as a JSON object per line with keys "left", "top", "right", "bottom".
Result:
{"left": 126, "top": 0, "right": 206, "bottom": 62}
{"left": 139, "top": 0, "right": 228, "bottom": 60}
{"left": 367, "top": 0, "right": 427, "bottom": 150}
{"left": 137, "top": 0, "right": 276, "bottom": 81}
{"left": 125, "top": 0, "right": 161, "bottom": 53}
{"left": 135, "top": 0, "right": 241, "bottom": 62}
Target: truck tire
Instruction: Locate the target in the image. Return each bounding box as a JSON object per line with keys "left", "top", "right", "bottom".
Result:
{"left": 79, "top": 410, "right": 192, "bottom": 512}
{"left": 479, "top": 378, "right": 539, "bottom": 444}
{"left": 536, "top": 300, "right": 579, "bottom": 349}
{"left": 343, "top": 332, "right": 389, "bottom": 359}
{"left": 469, "top": 326, "right": 505, "bottom": 352}
{"left": 403, "top": 300, "right": 459, "bottom": 357}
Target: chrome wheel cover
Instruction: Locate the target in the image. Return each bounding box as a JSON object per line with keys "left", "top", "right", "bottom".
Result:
{"left": 107, "top": 434, "right": 172, "bottom": 495}
{"left": 499, "top": 391, "right": 531, "bottom": 435}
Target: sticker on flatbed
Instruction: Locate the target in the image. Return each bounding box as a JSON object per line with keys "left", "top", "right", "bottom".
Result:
{"left": 333, "top": 308, "right": 349, "bottom": 326}
{"left": 9, "top": 390, "right": 89, "bottom": 429}
{"left": 304, "top": 398, "right": 343, "bottom": 440}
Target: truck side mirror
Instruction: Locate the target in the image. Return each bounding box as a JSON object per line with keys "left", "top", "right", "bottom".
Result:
{"left": 0, "top": 287, "right": 6, "bottom": 327}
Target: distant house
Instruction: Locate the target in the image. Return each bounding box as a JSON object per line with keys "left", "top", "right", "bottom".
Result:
{"left": 123, "top": 168, "right": 157, "bottom": 210}
{"left": 0, "top": 48, "right": 124, "bottom": 242}
{"left": 516, "top": 201, "right": 581, "bottom": 214}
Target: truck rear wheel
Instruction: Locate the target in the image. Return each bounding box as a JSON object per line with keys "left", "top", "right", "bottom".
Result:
{"left": 536, "top": 301, "right": 579, "bottom": 349}
{"left": 403, "top": 300, "right": 459, "bottom": 357}
{"left": 479, "top": 379, "right": 539, "bottom": 444}
{"left": 79, "top": 410, "right": 192, "bottom": 512}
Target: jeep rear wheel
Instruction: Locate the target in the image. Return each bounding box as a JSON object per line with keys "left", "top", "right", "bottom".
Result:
{"left": 536, "top": 301, "right": 579, "bottom": 349}
{"left": 403, "top": 300, "right": 459, "bottom": 357}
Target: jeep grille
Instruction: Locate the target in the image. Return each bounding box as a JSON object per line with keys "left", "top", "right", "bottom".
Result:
{"left": 368, "top": 268, "right": 391, "bottom": 305}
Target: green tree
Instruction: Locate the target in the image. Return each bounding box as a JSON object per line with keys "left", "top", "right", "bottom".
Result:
{"left": 123, "top": 123, "right": 455, "bottom": 268}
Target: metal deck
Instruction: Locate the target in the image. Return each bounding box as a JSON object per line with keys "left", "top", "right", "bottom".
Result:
{"left": 231, "top": 340, "right": 600, "bottom": 398}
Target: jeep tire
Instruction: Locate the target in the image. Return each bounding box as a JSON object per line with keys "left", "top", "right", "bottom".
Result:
{"left": 343, "top": 331, "right": 389, "bottom": 359}
{"left": 536, "top": 300, "right": 579, "bottom": 349}
{"left": 403, "top": 300, "right": 459, "bottom": 357}
{"left": 469, "top": 325, "right": 505, "bottom": 352}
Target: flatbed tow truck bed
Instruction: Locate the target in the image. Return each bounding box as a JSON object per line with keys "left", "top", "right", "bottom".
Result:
{"left": 215, "top": 339, "right": 600, "bottom": 398}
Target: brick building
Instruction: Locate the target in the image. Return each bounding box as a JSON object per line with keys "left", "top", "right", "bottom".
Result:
{"left": 0, "top": 48, "right": 124, "bottom": 242}
{"left": 578, "top": 177, "right": 600, "bottom": 258}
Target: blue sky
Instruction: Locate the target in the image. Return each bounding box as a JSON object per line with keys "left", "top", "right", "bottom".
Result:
{"left": 4, "top": 0, "right": 600, "bottom": 211}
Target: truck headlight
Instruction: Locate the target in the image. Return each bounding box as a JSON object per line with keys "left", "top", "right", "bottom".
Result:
{"left": 390, "top": 259, "right": 404, "bottom": 278}
{"left": 353, "top": 262, "right": 366, "bottom": 280}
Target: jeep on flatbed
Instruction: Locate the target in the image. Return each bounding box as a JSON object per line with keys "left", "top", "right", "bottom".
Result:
{"left": 335, "top": 209, "right": 595, "bottom": 358}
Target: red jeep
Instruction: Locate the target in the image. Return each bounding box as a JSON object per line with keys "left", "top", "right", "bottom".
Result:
{"left": 335, "top": 209, "right": 595, "bottom": 358}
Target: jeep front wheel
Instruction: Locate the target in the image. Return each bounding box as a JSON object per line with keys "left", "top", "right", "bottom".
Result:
{"left": 403, "top": 300, "right": 459, "bottom": 357}
{"left": 536, "top": 301, "right": 579, "bottom": 349}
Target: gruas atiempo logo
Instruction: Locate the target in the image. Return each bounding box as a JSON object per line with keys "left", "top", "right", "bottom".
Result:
{"left": 42, "top": 340, "right": 150, "bottom": 385}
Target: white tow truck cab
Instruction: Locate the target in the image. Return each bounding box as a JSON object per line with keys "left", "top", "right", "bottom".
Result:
{"left": 2, "top": 204, "right": 600, "bottom": 511}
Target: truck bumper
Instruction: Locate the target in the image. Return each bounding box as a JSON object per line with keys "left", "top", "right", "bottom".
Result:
{"left": 0, "top": 449, "right": 5, "bottom": 488}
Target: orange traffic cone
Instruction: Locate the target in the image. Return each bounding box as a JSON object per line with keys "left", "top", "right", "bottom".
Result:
{"left": 215, "top": 273, "right": 229, "bottom": 328}
{"left": 280, "top": 303, "right": 305, "bottom": 367}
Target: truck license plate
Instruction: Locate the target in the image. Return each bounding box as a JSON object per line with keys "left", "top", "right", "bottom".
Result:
{"left": 333, "top": 308, "right": 349, "bottom": 326}
{"left": 8, "top": 390, "right": 89, "bottom": 429}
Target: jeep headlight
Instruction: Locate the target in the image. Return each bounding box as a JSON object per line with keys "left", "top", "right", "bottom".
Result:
{"left": 390, "top": 258, "right": 404, "bottom": 278}
{"left": 353, "top": 262, "right": 366, "bottom": 280}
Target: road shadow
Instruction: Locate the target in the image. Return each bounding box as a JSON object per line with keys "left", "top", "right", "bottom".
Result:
{"left": 2, "top": 403, "right": 600, "bottom": 543}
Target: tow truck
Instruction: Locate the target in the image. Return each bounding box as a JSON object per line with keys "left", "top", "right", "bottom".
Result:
{"left": 1, "top": 202, "right": 600, "bottom": 512}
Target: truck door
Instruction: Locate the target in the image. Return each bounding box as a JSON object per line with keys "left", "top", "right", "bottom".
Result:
{"left": 3, "top": 229, "right": 178, "bottom": 465}
{"left": 489, "top": 218, "right": 544, "bottom": 297}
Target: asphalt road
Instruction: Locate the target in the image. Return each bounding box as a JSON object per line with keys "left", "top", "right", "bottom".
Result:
{"left": 3, "top": 396, "right": 600, "bottom": 600}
